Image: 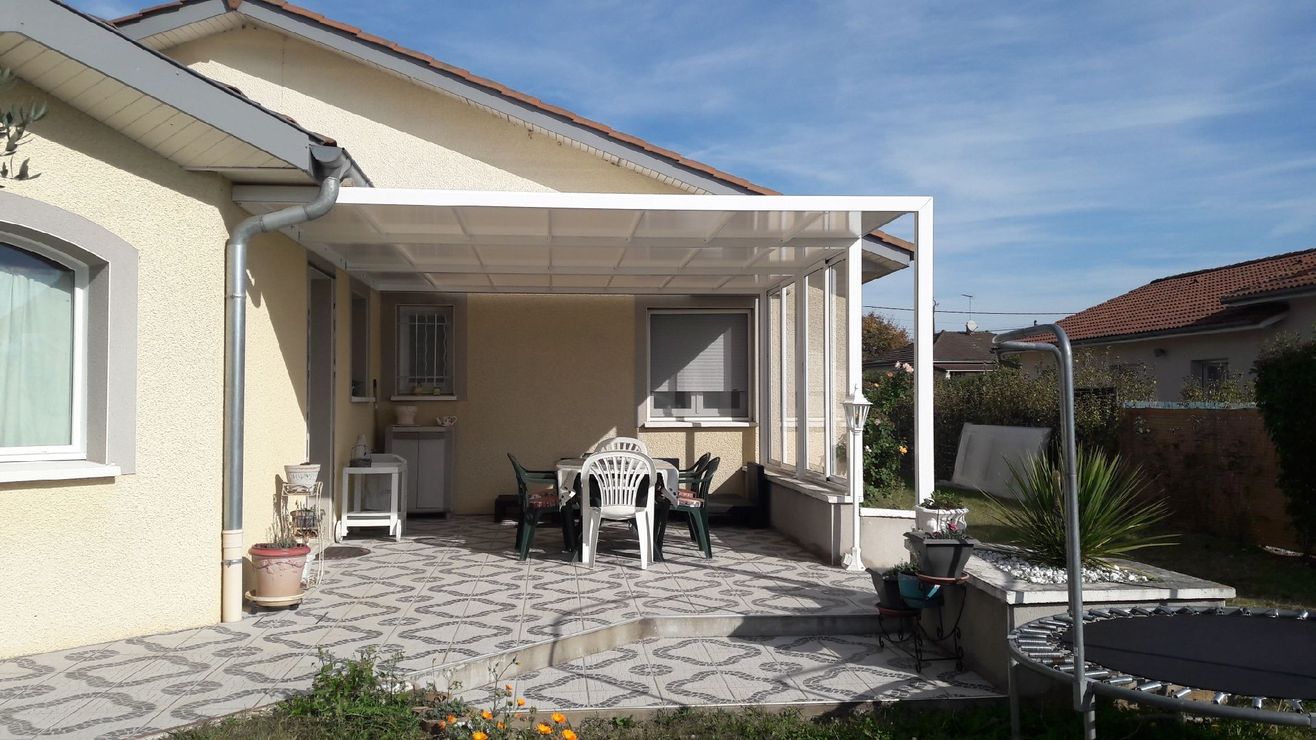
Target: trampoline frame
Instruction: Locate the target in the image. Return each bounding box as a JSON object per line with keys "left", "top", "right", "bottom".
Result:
{"left": 993, "top": 325, "right": 1316, "bottom": 737}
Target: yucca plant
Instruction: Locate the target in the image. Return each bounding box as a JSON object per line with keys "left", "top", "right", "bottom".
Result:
{"left": 995, "top": 447, "right": 1174, "bottom": 568}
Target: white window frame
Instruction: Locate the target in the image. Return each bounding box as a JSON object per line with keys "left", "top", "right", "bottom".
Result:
{"left": 0, "top": 236, "right": 89, "bottom": 462}
{"left": 645, "top": 308, "right": 754, "bottom": 425}
{"left": 393, "top": 303, "right": 456, "bottom": 400}
{"left": 764, "top": 259, "right": 851, "bottom": 486}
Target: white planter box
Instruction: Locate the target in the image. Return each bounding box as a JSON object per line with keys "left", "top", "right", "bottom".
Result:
{"left": 914, "top": 505, "right": 967, "bottom": 534}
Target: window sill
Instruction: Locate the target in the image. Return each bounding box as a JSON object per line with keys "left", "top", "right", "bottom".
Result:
{"left": 641, "top": 420, "right": 757, "bottom": 430}
{"left": 0, "top": 460, "right": 121, "bottom": 484}
{"left": 763, "top": 469, "right": 850, "bottom": 503}
{"left": 390, "top": 395, "right": 458, "bottom": 402}
{"left": 349, "top": 396, "right": 376, "bottom": 404}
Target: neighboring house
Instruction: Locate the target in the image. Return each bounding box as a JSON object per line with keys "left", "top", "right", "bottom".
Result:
{"left": 1023, "top": 249, "right": 1316, "bottom": 400}
{"left": 866, "top": 326, "right": 997, "bottom": 377}
{"left": 0, "top": 0, "right": 932, "bottom": 658}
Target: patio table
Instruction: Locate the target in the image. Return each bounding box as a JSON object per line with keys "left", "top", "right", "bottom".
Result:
{"left": 555, "top": 457, "right": 680, "bottom": 507}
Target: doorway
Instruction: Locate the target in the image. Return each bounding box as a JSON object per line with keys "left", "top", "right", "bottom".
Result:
{"left": 307, "top": 265, "right": 335, "bottom": 503}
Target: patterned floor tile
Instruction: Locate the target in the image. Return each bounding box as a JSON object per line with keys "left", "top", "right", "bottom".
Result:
{"left": 4, "top": 518, "right": 999, "bottom": 737}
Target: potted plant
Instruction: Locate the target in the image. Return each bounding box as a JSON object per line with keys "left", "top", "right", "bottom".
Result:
{"left": 905, "top": 520, "right": 979, "bottom": 579}
{"left": 869, "top": 562, "right": 917, "bottom": 610}
{"left": 897, "top": 569, "right": 943, "bottom": 609}
{"left": 284, "top": 462, "right": 320, "bottom": 488}
{"left": 250, "top": 516, "right": 310, "bottom": 600}
{"left": 915, "top": 489, "right": 968, "bottom": 534}
{"left": 289, "top": 507, "right": 321, "bottom": 530}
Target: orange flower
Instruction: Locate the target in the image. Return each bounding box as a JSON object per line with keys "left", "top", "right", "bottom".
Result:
{"left": 473, "top": 733, "right": 488, "bottom": 740}
{"left": 562, "top": 730, "right": 578, "bottom": 740}
{"left": 551, "top": 712, "right": 566, "bottom": 724}
{"left": 496, "top": 722, "right": 505, "bottom": 730}
{"left": 437, "top": 721, "right": 447, "bottom": 730}
{"left": 898, "top": 445, "right": 908, "bottom": 455}
{"left": 481, "top": 709, "right": 494, "bottom": 720}
{"left": 505, "top": 684, "right": 514, "bottom": 691}
{"left": 447, "top": 714, "right": 457, "bottom": 723}
{"left": 536, "top": 723, "right": 553, "bottom": 735}
{"left": 517, "top": 697, "right": 527, "bottom": 707}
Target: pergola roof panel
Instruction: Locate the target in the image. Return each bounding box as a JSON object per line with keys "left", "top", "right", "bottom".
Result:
{"left": 234, "top": 187, "right": 923, "bottom": 294}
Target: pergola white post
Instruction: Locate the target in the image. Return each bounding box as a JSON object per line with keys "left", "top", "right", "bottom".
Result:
{"left": 843, "top": 236, "right": 866, "bottom": 571}
{"left": 914, "top": 201, "right": 935, "bottom": 503}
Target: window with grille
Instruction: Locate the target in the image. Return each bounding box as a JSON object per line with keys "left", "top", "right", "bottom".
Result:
{"left": 396, "top": 305, "right": 454, "bottom": 396}
{"left": 648, "top": 311, "right": 750, "bottom": 420}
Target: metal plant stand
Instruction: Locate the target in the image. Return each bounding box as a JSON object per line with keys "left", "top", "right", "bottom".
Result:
{"left": 280, "top": 481, "right": 326, "bottom": 589}
{"left": 876, "top": 573, "right": 969, "bottom": 672}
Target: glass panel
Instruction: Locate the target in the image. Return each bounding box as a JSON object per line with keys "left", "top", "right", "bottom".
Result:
{"left": 0, "top": 242, "right": 75, "bottom": 448}
{"left": 768, "top": 291, "right": 782, "bottom": 462}
{"left": 782, "top": 283, "right": 796, "bottom": 467}
{"left": 649, "top": 312, "right": 749, "bottom": 418}
{"left": 831, "top": 260, "right": 849, "bottom": 478}
{"left": 350, "top": 291, "right": 369, "bottom": 396}
{"left": 806, "top": 269, "right": 827, "bottom": 474}
{"left": 396, "top": 305, "right": 453, "bottom": 395}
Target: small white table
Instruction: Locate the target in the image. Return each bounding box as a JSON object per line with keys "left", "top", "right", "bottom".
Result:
{"left": 337, "top": 453, "right": 408, "bottom": 542}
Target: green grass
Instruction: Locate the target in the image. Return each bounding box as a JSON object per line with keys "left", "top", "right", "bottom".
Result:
{"left": 957, "top": 488, "right": 1316, "bottom": 610}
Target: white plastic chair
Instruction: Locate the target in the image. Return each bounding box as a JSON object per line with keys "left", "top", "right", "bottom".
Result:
{"left": 597, "top": 436, "right": 649, "bottom": 455}
{"left": 579, "top": 450, "right": 656, "bottom": 569}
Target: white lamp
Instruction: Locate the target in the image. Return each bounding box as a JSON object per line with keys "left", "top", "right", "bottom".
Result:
{"left": 841, "top": 385, "right": 872, "bottom": 571}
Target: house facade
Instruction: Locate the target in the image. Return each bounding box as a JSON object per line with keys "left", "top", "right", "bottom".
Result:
{"left": 0, "top": 0, "right": 934, "bottom": 659}
{"left": 867, "top": 326, "right": 997, "bottom": 376}
{"left": 1022, "top": 250, "right": 1316, "bottom": 401}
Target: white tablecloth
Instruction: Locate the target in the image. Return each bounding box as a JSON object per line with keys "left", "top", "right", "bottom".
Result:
{"left": 555, "top": 457, "right": 679, "bottom": 507}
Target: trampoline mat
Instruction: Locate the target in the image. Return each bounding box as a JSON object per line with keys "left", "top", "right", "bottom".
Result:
{"left": 1060, "top": 614, "right": 1316, "bottom": 700}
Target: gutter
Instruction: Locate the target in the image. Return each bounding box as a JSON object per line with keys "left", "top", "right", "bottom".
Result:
{"left": 221, "top": 144, "right": 354, "bottom": 623}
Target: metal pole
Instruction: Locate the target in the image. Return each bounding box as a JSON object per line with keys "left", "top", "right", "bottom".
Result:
{"left": 994, "top": 324, "right": 1090, "bottom": 736}
{"left": 845, "top": 421, "right": 865, "bottom": 571}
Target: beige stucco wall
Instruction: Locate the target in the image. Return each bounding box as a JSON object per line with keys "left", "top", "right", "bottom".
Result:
{"left": 1020, "top": 298, "right": 1316, "bottom": 401}
{"left": 373, "top": 294, "right": 751, "bottom": 513}
{"left": 0, "top": 82, "right": 318, "bottom": 657}
{"left": 166, "top": 26, "right": 680, "bottom": 193}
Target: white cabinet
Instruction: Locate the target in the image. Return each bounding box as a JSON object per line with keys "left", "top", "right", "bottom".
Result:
{"left": 385, "top": 425, "right": 455, "bottom": 513}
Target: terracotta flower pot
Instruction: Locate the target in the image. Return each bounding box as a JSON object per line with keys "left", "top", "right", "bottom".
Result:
{"left": 250, "top": 544, "right": 310, "bottom": 598}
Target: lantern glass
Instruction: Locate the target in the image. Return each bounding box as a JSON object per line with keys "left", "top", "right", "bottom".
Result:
{"left": 842, "top": 386, "right": 871, "bottom": 432}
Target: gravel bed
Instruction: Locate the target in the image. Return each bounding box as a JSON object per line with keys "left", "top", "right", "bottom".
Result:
{"left": 975, "top": 548, "right": 1149, "bottom": 585}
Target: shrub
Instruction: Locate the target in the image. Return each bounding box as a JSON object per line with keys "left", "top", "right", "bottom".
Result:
{"left": 862, "top": 364, "right": 914, "bottom": 496}
{"left": 994, "top": 447, "right": 1174, "bottom": 568}
{"left": 1179, "top": 370, "right": 1255, "bottom": 404}
{"left": 1255, "top": 332, "right": 1316, "bottom": 557}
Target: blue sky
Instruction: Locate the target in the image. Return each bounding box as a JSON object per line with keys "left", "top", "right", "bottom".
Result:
{"left": 79, "top": 0, "right": 1316, "bottom": 335}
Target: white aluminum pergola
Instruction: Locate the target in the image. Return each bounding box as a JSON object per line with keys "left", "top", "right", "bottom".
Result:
{"left": 233, "top": 187, "right": 936, "bottom": 563}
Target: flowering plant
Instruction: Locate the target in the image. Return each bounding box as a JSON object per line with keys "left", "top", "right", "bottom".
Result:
{"left": 419, "top": 660, "right": 581, "bottom": 739}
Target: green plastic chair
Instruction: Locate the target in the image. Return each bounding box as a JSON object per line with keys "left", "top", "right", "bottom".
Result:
{"left": 508, "top": 454, "right": 576, "bottom": 561}
{"left": 655, "top": 456, "right": 719, "bottom": 560}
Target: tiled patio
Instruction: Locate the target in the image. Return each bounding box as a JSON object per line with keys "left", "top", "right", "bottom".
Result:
{"left": 0, "top": 517, "right": 996, "bottom": 738}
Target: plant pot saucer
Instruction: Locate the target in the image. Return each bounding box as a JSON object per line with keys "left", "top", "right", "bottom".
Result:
{"left": 245, "top": 591, "right": 303, "bottom": 609}
{"left": 876, "top": 604, "right": 920, "bottom": 618}
{"left": 916, "top": 572, "right": 970, "bottom": 586}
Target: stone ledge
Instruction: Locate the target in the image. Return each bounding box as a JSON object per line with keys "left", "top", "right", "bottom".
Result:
{"left": 963, "top": 553, "right": 1236, "bottom": 606}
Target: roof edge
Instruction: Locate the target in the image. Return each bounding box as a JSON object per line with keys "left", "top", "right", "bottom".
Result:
{"left": 110, "top": 0, "right": 782, "bottom": 196}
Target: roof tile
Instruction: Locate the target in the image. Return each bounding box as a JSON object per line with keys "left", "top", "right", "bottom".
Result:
{"left": 1054, "top": 248, "right": 1316, "bottom": 343}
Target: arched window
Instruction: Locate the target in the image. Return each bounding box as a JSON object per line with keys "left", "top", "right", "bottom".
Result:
{"left": 0, "top": 239, "right": 87, "bottom": 460}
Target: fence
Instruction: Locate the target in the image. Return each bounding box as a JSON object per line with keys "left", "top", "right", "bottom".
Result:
{"left": 1117, "top": 405, "right": 1295, "bottom": 550}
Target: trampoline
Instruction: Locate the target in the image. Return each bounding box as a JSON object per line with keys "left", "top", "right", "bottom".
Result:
{"left": 994, "top": 325, "right": 1316, "bottom": 737}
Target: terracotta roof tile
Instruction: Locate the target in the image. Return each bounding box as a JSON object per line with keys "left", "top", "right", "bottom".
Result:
{"left": 1051, "top": 249, "right": 1316, "bottom": 343}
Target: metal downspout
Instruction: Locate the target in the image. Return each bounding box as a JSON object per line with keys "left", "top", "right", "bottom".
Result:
{"left": 221, "top": 147, "right": 352, "bottom": 623}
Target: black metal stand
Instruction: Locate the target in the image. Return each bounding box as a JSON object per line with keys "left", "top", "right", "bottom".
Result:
{"left": 876, "top": 573, "right": 968, "bottom": 672}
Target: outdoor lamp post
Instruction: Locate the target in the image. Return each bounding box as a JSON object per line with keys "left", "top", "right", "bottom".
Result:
{"left": 842, "top": 385, "right": 872, "bottom": 572}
